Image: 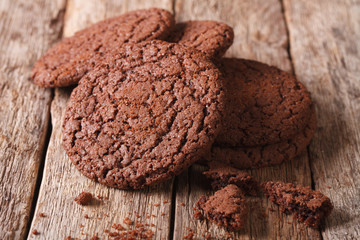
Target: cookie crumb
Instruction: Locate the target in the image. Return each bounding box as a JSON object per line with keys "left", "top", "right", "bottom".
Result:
{"left": 90, "top": 236, "right": 99, "bottom": 240}
{"left": 75, "top": 192, "right": 93, "bottom": 206}
{"left": 39, "top": 212, "right": 46, "bottom": 217}
{"left": 183, "top": 229, "right": 194, "bottom": 240}
{"left": 84, "top": 214, "right": 89, "bottom": 219}
{"left": 112, "top": 223, "right": 125, "bottom": 231}
{"left": 124, "top": 217, "right": 133, "bottom": 225}
{"left": 153, "top": 203, "right": 160, "bottom": 207}
{"left": 32, "top": 229, "right": 39, "bottom": 235}
{"left": 108, "top": 232, "right": 119, "bottom": 237}
{"left": 64, "top": 236, "right": 73, "bottom": 240}
{"left": 193, "top": 210, "right": 204, "bottom": 220}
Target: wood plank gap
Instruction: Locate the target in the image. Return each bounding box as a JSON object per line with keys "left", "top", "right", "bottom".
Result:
{"left": 280, "top": 0, "right": 318, "bottom": 197}
{"left": 307, "top": 146, "right": 317, "bottom": 191}
{"left": 25, "top": 1, "right": 67, "bottom": 237}
{"left": 25, "top": 90, "right": 53, "bottom": 240}
{"left": 169, "top": 2, "right": 178, "bottom": 239}
{"left": 168, "top": 177, "right": 178, "bottom": 240}
{"left": 172, "top": 0, "right": 177, "bottom": 19}
{"left": 0, "top": 0, "right": 68, "bottom": 238}
{"left": 279, "top": 0, "right": 295, "bottom": 74}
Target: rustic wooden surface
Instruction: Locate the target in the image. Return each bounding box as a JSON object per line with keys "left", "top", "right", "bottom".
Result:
{"left": 0, "top": 0, "right": 359, "bottom": 239}
{"left": 284, "top": 1, "right": 360, "bottom": 239}
{"left": 0, "top": 0, "right": 66, "bottom": 239}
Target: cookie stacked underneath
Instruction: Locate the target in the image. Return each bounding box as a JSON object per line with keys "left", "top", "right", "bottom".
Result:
{"left": 204, "top": 58, "right": 317, "bottom": 169}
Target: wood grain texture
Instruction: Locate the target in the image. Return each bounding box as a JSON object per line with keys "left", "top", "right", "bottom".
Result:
{"left": 0, "top": 0, "right": 66, "bottom": 239}
{"left": 29, "top": 1, "right": 175, "bottom": 239}
{"left": 284, "top": 0, "right": 360, "bottom": 239}
{"left": 173, "top": 0, "right": 321, "bottom": 239}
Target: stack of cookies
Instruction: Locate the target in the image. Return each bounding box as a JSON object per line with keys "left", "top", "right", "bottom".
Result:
{"left": 32, "top": 9, "right": 315, "bottom": 190}
{"left": 31, "top": 7, "right": 333, "bottom": 232}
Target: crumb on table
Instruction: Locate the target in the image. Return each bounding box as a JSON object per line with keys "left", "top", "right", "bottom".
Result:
{"left": 74, "top": 192, "right": 93, "bottom": 206}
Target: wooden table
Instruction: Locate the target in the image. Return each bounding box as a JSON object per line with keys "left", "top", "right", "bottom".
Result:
{"left": 1, "top": 0, "right": 359, "bottom": 239}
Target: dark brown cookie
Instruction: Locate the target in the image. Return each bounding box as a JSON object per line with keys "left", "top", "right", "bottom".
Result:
{"left": 203, "top": 161, "right": 259, "bottom": 196}
{"left": 194, "top": 184, "right": 248, "bottom": 231}
{"left": 205, "top": 108, "right": 316, "bottom": 169}
{"left": 62, "top": 40, "right": 225, "bottom": 189}
{"left": 262, "top": 181, "right": 333, "bottom": 228}
{"left": 167, "top": 20, "right": 234, "bottom": 60}
{"left": 32, "top": 8, "right": 175, "bottom": 88}
{"left": 215, "top": 58, "right": 313, "bottom": 147}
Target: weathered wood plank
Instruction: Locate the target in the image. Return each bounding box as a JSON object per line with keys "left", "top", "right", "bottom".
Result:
{"left": 283, "top": 0, "right": 360, "bottom": 239}
{"left": 0, "top": 0, "right": 67, "bottom": 239}
{"left": 29, "top": 1, "right": 175, "bottom": 239}
{"left": 173, "top": 0, "right": 321, "bottom": 239}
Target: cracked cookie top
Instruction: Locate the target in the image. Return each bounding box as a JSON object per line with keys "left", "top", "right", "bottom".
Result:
{"left": 62, "top": 40, "right": 225, "bottom": 189}
{"left": 168, "top": 20, "right": 234, "bottom": 60}
{"left": 32, "top": 8, "right": 175, "bottom": 88}
{"left": 215, "top": 58, "right": 313, "bottom": 147}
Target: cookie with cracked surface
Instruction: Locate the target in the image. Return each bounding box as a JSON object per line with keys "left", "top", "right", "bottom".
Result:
{"left": 203, "top": 161, "right": 259, "bottom": 196}
{"left": 262, "top": 181, "right": 333, "bottom": 228}
{"left": 194, "top": 184, "right": 248, "bottom": 231}
{"left": 62, "top": 40, "right": 225, "bottom": 189}
{"left": 215, "top": 58, "right": 313, "bottom": 147}
{"left": 205, "top": 107, "right": 316, "bottom": 169}
{"left": 167, "top": 20, "right": 234, "bottom": 60}
{"left": 32, "top": 8, "right": 175, "bottom": 88}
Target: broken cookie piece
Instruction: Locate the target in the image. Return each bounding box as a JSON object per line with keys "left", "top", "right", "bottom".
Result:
{"left": 262, "top": 181, "right": 333, "bottom": 228}
{"left": 203, "top": 161, "right": 259, "bottom": 196}
{"left": 194, "top": 184, "right": 248, "bottom": 231}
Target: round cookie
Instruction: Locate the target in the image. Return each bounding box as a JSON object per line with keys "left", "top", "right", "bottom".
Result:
{"left": 215, "top": 58, "right": 313, "bottom": 147}
{"left": 62, "top": 40, "right": 225, "bottom": 189}
{"left": 167, "top": 20, "right": 234, "bottom": 60}
{"left": 32, "top": 8, "right": 175, "bottom": 88}
{"left": 205, "top": 108, "right": 317, "bottom": 169}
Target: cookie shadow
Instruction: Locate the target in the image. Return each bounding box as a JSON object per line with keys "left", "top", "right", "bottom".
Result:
{"left": 308, "top": 100, "right": 349, "bottom": 171}
{"left": 321, "top": 207, "right": 354, "bottom": 231}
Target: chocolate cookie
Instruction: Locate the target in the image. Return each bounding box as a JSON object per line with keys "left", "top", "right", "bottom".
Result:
{"left": 32, "top": 8, "right": 175, "bottom": 88}
{"left": 262, "top": 181, "right": 333, "bottom": 228}
{"left": 168, "top": 20, "right": 234, "bottom": 60}
{"left": 62, "top": 40, "right": 225, "bottom": 189}
{"left": 215, "top": 58, "right": 313, "bottom": 147}
{"left": 203, "top": 161, "right": 259, "bottom": 196}
{"left": 194, "top": 184, "right": 248, "bottom": 231}
{"left": 205, "top": 108, "right": 316, "bottom": 169}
